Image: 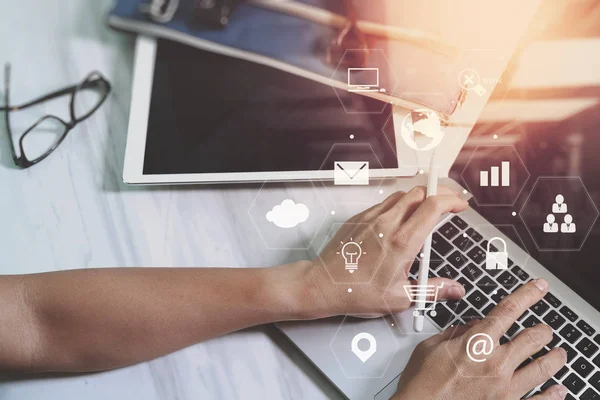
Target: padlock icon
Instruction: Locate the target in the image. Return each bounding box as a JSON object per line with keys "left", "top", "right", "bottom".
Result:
{"left": 486, "top": 237, "right": 508, "bottom": 270}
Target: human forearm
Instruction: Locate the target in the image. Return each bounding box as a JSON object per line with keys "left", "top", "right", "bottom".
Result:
{"left": 4, "top": 263, "right": 322, "bottom": 373}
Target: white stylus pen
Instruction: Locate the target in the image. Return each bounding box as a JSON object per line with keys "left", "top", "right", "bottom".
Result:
{"left": 413, "top": 153, "right": 439, "bottom": 332}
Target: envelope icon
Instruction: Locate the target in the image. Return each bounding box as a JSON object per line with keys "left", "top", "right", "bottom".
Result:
{"left": 334, "top": 161, "right": 369, "bottom": 185}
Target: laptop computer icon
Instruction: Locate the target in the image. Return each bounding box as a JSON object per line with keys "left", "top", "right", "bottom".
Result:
{"left": 347, "top": 68, "right": 383, "bottom": 93}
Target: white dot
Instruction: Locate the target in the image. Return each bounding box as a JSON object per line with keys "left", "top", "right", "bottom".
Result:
{"left": 493, "top": 134, "right": 498, "bottom": 139}
{"left": 512, "top": 212, "right": 517, "bottom": 216}
{"left": 419, "top": 169, "right": 425, "bottom": 174}
{"left": 462, "top": 189, "right": 468, "bottom": 195}
{"left": 379, "top": 233, "right": 384, "bottom": 238}
{"left": 391, "top": 323, "right": 394, "bottom": 327}
{"left": 348, "top": 288, "right": 352, "bottom": 293}
{"left": 331, "top": 210, "right": 336, "bottom": 215}
{"left": 349, "top": 134, "right": 355, "bottom": 139}
{"left": 420, "top": 252, "right": 424, "bottom": 258}
{"left": 379, "top": 189, "right": 384, "bottom": 194}
{"left": 463, "top": 233, "right": 468, "bottom": 238}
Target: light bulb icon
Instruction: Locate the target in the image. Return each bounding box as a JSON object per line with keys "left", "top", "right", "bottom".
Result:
{"left": 338, "top": 238, "right": 365, "bottom": 273}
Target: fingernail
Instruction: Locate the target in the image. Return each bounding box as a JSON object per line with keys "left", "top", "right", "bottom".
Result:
{"left": 449, "top": 284, "right": 465, "bottom": 297}
{"left": 534, "top": 278, "right": 548, "bottom": 291}
{"left": 556, "top": 385, "right": 568, "bottom": 398}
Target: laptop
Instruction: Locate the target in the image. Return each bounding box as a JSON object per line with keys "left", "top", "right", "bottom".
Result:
{"left": 278, "top": 186, "right": 600, "bottom": 399}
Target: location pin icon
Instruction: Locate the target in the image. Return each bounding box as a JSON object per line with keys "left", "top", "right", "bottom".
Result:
{"left": 351, "top": 332, "right": 377, "bottom": 363}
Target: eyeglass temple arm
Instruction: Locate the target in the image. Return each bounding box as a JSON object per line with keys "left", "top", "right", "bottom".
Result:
{"left": 0, "top": 78, "right": 105, "bottom": 112}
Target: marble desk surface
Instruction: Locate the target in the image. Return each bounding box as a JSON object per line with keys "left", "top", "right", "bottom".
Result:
{"left": 0, "top": 1, "right": 404, "bottom": 399}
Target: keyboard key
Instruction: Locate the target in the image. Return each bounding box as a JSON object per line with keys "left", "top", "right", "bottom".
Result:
{"left": 497, "top": 270, "right": 519, "bottom": 290}
{"left": 564, "top": 373, "right": 585, "bottom": 395}
{"left": 560, "top": 306, "right": 578, "bottom": 322}
{"left": 446, "top": 299, "right": 469, "bottom": 315}
{"left": 577, "top": 320, "right": 596, "bottom": 337}
{"left": 517, "top": 357, "right": 531, "bottom": 370}
{"left": 462, "top": 307, "right": 483, "bottom": 322}
{"left": 462, "top": 263, "right": 483, "bottom": 282}
{"left": 500, "top": 335, "right": 510, "bottom": 345}
{"left": 465, "top": 227, "right": 483, "bottom": 242}
{"left": 451, "top": 215, "right": 468, "bottom": 230}
{"left": 447, "top": 251, "right": 468, "bottom": 269}
{"left": 449, "top": 319, "right": 462, "bottom": 328}
{"left": 491, "top": 288, "right": 508, "bottom": 304}
{"left": 431, "top": 251, "right": 443, "bottom": 263}
{"left": 560, "top": 343, "right": 577, "bottom": 363}
{"left": 531, "top": 299, "right": 550, "bottom": 317}
{"left": 439, "top": 222, "right": 459, "bottom": 240}
{"left": 577, "top": 338, "right": 599, "bottom": 358}
{"left": 548, "top": 333, "right": 561, "bottom": 349}
{"left": 581, "top": 388, "right": 600, "bottom": 400}
{"left": 467, "top": 290, "right": 489, "bottom": 310}
{"left": 481, "top": 240, "right": 497, "bottom": 253}
{"left": 572, "top": 357, "right": 594, "bottom": 378}
{"left": 507, "top": 258, "right": 514, "bottom": 267}
{"left": 511, "top": 265, "right": 529, "bottom": 281}
{"left": 409, "top": 261, "right": 419, "bottom": 276}
{"left": 522, "top": 315, "right": 542, "bottom": 329}
{"left": 590, "top": 371, "right": 600, "bottom": 392}
{"left": 438, "top": 264, "right": 459, "bottom": 280}
{"left": 555, "top": 366, "right": 569, "bottom": 379}
{"left": 482, "top": 303, "right": 494, "bottom": 316}
{"left": 518, "top": 310, "right": 529, "bottom": 322}
{"left": 453, "top": 234, "right": 474, "bottom": 252}
{"left": 544, "top": 292, "right": 562, "bottom": 308}
{"left": 566, "top": 394, "right": 576, "bottom": 400}
{"left": 533, "top": 346, "right": 548, "bottom": 359}
{"left": 595, "top": 334, "right": 600, "bottom": 346}
{"left": 541, "top": 379, "right": 558, "bottom": 391}
{"left": 543, "top": 310, "right": 566, "bottom": 330}
{"left": 432, "top": 233, "right": 453, "bottom": 256}
{"left": 457, "top": 277, "right": 473, "bottom": 294}
{"left": 428, "top": 303, "right": 453, "bottom": 328}
{"left": 485, "top": 266, "right": 502, "bottom": 277}
{"left": 507, "top": 322, "right": 521, "bottom": 337}
{"left": 560, "top": 324, "right": 583, "bottom": 344}
{"left": 477, "top": 275, "right": 498, "bottom": 295}
{"left": 466, "top": 246, "right": 486, "bottom": 265}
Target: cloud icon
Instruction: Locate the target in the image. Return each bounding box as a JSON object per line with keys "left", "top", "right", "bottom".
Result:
{"left": 266, "top": 199, "right": 310, "bottom": 229}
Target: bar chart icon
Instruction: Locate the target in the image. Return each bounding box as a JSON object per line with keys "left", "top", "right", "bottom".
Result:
{"left": 480, "top": 161, "right": 510, "bottom": 187}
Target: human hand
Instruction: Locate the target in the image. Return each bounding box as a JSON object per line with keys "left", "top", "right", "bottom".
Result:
{"left": 304, "top": 186, "right": 469, "bottom": 318}
{"left": 393, "top": 279, "right": 569, "bottom": 400}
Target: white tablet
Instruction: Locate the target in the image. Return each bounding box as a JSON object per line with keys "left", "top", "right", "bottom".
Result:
{"left": 123, "top": 36, "right": 419, "bottom": 185}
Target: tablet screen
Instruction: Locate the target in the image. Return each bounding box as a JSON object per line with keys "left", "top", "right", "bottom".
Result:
{"left": 143, "top": 40, "right": 398, "bottom": 175}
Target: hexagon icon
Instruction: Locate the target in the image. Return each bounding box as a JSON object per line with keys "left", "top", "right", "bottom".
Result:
{"left": 248, "top": 182, "right": 328, "bottom": 250}
{"left": 519, "top": 177, "right": 599, "bottom": 251}
{"left": 383, "top": 258, "right": 448, "bottom": 336}
{"left": 330, "top": 49, "right": 399, "bottom": 114}
{"left": 315, "top": 142, "right": 391, "bottom": 206}
{"left": 330, "top": 315, "right": 399, "bottom": 378}
{"left": 471, "top": 224, "right": 531, "bottom": 272}
{"left": 317, "top": 223, "right": 385, "bottom": 284}
{"left": 452, "top": 49, "right": 514, "bottom": 112}
{"left": 445, "top": 316, "right": 515, "bottom": 378}
{"left": 461, "top": 145, "right": 530, "bottom": 206}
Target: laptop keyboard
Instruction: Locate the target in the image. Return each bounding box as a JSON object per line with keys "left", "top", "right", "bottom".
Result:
{"left": 408, "top": 215, "right": 600, "bottom": 399}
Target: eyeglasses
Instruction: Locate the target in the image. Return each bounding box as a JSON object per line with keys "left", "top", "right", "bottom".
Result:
{"left": 326, "top": 0, "right": 369, "bottom": 68}
{"left": 0, "top": 64, "right": 111, "bottom": 169}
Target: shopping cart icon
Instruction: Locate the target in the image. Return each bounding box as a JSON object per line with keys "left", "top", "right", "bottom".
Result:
{"left": 404, "top": 283, "right": 444, "bottom": 317}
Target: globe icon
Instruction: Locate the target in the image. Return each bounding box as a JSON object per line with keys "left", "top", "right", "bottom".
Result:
{"left": 400, "top": 110, "right": 444, "bottom": 152}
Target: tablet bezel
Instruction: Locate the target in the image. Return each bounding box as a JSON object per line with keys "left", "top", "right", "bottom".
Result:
{"left": 123, "top": 36, "right": 419, "bottom": 185}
